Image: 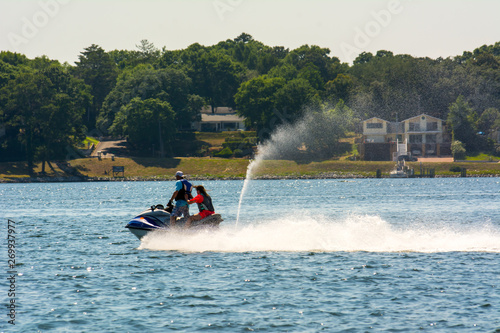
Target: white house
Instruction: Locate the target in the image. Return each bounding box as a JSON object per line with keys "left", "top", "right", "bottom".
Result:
{"left": 191, "top": 106, "right": 246, "bottom": 132}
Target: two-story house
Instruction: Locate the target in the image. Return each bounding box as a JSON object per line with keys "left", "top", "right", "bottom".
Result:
{"left": 360, "top": 114, "right": 451, "bottom": 161}
{"left": 362, "top": 117, "right": 403, "bottom": 143}
{"left": 403, "top": 114, "right": 448, "bottom": 157}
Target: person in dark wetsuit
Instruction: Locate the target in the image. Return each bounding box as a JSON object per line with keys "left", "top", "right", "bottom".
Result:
{"left": 185, "top": 185, "right": 215, "bottom": 228}
{"left": 169, "top": 171, "right": 192, "bottom": 227}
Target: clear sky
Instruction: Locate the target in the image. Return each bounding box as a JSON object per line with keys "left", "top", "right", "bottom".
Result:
{"left": 1, "top": 0, "right": 499, "bottom": 65}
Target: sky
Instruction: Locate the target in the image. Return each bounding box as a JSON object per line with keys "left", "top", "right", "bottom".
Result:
{"left": 1, "top": 0, "right": 499, "bottom": 65}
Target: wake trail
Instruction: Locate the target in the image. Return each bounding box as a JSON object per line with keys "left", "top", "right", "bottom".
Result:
{"left": 139, "top": 214, "right": 500, "bottom": 253}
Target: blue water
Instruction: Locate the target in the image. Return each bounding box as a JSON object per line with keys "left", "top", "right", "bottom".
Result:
{"left": 1, "top": 178, "right": 500, "bottom": 332}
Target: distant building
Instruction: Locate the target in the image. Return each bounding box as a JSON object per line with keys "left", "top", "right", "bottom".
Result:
{"left": 362, "top": 117, "right": 392, "bottom": 143}
{"left": 360, "top": 114, "right": 451, "bottom": 161}
{"left": 191, "top": 106, "right": 246, "bottom": 132}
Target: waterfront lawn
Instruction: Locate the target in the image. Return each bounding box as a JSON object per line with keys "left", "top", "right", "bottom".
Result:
{"left": 1, "top": 158, "right": 499, "bottom": 181}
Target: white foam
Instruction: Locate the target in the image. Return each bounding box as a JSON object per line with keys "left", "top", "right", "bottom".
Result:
{"left": 139, "top": 214, "right": 500, "bottom": 253}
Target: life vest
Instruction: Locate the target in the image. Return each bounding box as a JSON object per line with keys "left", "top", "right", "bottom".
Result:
{"left": 175, "top": 179, "right": 193, "bottom": 201}
{"left": 197, "top": 194, "right": 214, "bottom": 212}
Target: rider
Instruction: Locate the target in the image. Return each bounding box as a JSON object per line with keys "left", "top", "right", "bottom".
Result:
{"left": 185, "top": 185, "right": 215, "bottom": 228}
{"left": 169, "top": 171, "right": 193, "bottom": 226}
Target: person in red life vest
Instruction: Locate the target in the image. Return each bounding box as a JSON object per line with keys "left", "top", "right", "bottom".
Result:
{"left": 185, "top": 185, "right": 215, "bottom": 228}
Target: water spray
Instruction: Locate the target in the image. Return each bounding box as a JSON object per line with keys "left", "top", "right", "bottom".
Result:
{"left": 235, "top": 121, "right": 301, "bottom": 225}
{"left": 235, "top": 103, "right": 354, "bottom": 225}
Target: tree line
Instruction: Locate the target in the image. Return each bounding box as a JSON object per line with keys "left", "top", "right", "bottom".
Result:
{"left": 1, "top": 33, "right": 499, "bottom": 170}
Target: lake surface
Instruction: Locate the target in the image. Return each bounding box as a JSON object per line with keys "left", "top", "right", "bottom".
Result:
{"left": 1, "top": 178, "right": 500, "bottom": 332}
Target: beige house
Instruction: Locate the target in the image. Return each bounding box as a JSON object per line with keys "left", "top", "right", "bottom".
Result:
{"left": 360, "top": 114, "right": 451, "bottom": 161}
{"left": 191, "top": 106, "right": 246, "bottom": 132}
{"left": 403, "top": 114, "right": 447, "bottom": 156}
{"left": 362, "top": 117, "right": 395, "bottom": 143}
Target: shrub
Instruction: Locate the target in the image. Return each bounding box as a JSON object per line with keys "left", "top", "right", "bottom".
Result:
{"left": 222, "top": 141, "right": 254, "bottom": 151}
{"left": 451, "top": 140, "right": 466, "bottom": 160}
{"left": 449, "top": 166, "right": 462, "bottom": 172}
{"left": 215, "top": 147, "right": 233, "bottom": 158}
{"left": 233, "top": 149, "right": 244, "bottom": 157}
{"left": 195, "top": 145, "right": 210, "bottom": 157}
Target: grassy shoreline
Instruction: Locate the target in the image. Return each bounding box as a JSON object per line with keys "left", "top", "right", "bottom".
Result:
{"left": 1, "top": 157, "right": 499, "bottom": 182}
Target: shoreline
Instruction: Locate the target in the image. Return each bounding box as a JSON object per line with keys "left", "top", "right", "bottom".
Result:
{"left": 1, "top": 173, "right": 499, "bottom": 183}
{"left": 2, "top": 157, "right": 499, "bottom": 183}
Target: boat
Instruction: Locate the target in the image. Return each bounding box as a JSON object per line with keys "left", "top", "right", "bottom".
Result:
{"left": 390, "top": 139, "right": 416, "bottom": 178}
{"left": 389, "top": 159, "right": 414, "bottom": 178}
{"left": 389, "top": 166, "right": 408, "bottom": 178}
{"left": 125, "top": 204, "right": 223, "bottom": 240}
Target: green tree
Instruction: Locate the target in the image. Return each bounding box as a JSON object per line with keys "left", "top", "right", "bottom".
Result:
{"left": 284, "top": 45, "right": 338, "bottom": 84}
{"left": 353, "top": 51, "right": 374, "bottom": 65}
{"left": 108, "top": 49, "right": 143, "bottom": 69}
{"left": 267, "top": 62, "right": 298, "bottom": 81}
{"left": 187, "top": 49, "right": 242, "bottom": 109}
{"left": 212, "top": 34, "right": 287, "bottom": 75}
{"left": 135, "top": 39, "right": 161, "bottom": 64}
{"left": 181, "top": 94, "right": 205, "bottom": 129}
{"left": 302, "top": 100, "right": 356, "bottom": 158}
{"left": 477, "top": 107, "right": 500, "bottom": 136}
{"left": 451, "top": 140, "right": 466, "bottom": 160}
{"left": 73, "top": 44, "right": 118, "bottom": 129}
{"left": 349, "top": 54, "right": 431, "bottom": 121}
{"left": 0, "top": 51, "right": 29, "bottom": 67}
{"left": 0, "top": 64, "right": 89, "bottom": 172}
{"left": 297, "top": 63, "right": 324, "bottom": 90}
{"left": 0, "top": 59, "right": 20, "bottom": 89}
{"left": 98, "top": 65, "right": 197, "bottom": 134}
{"left": 107, "top": 40, "right": 161, "bottom": 70}
{"left": 159, "top": 42, "right": 243, "bottom": 109}
{"left": 1, "top": 70, "right": 48, "bottom": 170}
{"left": 375, "top": 50, "right": 394, "bottom": 58}
{"left": 121, "top": 98, "right": 176, "bottom": 157}
{"left": 447, "top": 95, "right": 478, "bottom": 152}
{"left": 325, "top": 73, "right": 353, "bottom": 103}
{"left": 255, "top": 46, "right": 288, "bottom": 74}
{"left": 234, "top": 75, "right": 285, "bottom": 137}
{"left": 273, "top": 78, "right": 317, "bottom": 123}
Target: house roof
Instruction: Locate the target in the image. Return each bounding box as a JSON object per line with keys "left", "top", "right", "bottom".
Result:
{"left": 201, "top": 106, "right": 235, "bottom": 114}
{"left": 362, "top": 117, "right": 388, "bottom": 123}
{"left": 362, "top": 114, "right": 443, "bottom": 123}
{"left": 201, "top": 113, "right": 245, "bottom": 123}
{"left": 404, "top": 114, "right": 443, "bottom": 122}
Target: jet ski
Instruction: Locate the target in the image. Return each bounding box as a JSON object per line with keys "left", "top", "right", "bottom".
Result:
{"left": 125, "top": 203, "right": 223, "bottom": 240}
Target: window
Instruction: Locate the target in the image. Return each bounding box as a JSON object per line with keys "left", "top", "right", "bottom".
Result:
{"left": 426, "top": 122, "right": 438, "bottom": 131}
{"left": 426, "top": 134, "right": 437, "bottom": 144}
{"left": 387, "top": 122, "right": 403, "bottom": 134}
{"left": 409, "top": 134, "right": 422, "bottom": 144}
{"left": 366, "top": 123, "right": 383, "bottom": 129}
{"left": 409, "top": 122, "right": 420, "bottom": 131}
